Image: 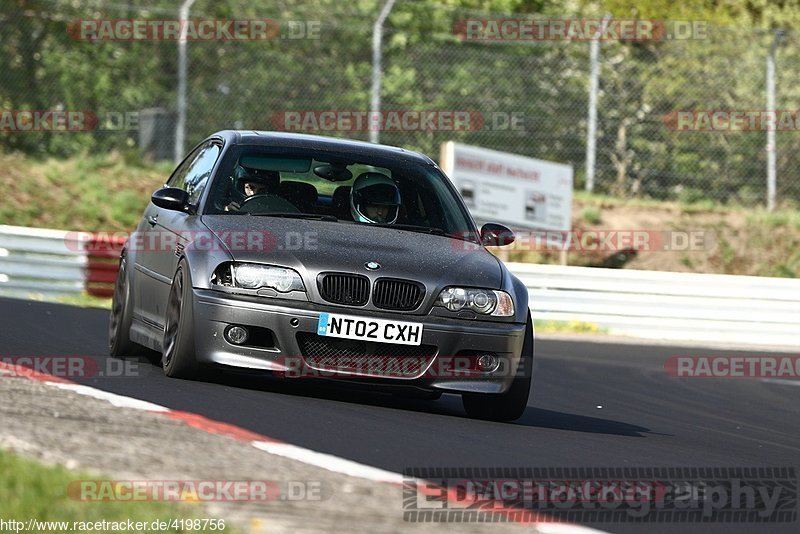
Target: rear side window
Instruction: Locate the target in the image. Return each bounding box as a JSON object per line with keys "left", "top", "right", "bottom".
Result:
{"left": 168, "top": 141, "right": 221, "bottom": 205}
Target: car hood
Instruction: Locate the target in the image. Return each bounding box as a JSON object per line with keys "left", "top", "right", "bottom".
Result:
{"left": 200, "top": 215, "right": 503, "bottom": 289}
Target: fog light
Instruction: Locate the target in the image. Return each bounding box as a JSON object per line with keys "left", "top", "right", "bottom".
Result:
{"left": 225, "top": 325, "right": 249, "bottom": 345}
{"left": 476, "top": 353, "right": 499, "bottom": 372}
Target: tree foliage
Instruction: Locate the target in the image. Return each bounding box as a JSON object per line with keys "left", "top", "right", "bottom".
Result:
{"left": 2, "top": 0, "right": 799, "bottom": 203}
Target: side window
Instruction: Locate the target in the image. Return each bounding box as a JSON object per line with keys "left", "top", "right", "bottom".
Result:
{"left": 166, "top": 147, "right": 201, "bottom": 190}
{"left": 167, "top": 141, "right": 221, "bottom": 205}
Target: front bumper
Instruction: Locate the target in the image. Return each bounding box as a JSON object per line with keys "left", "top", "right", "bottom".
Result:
{"left": 192, "top": 289, "right": 528, "bottom": 394}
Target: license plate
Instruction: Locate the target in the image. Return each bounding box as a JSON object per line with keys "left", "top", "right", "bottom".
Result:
{"left": 316, "top": 313, "right": 423, "bottom": 346}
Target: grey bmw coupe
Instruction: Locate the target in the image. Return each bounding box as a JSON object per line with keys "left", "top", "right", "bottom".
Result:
{"left": 109, "top": 131, "right": 533, "bottom": 421}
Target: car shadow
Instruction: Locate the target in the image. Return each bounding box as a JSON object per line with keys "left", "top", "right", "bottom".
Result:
{"left": 95, "top": 354, "right": 655, "bottom": 438}
{"left": 187, "top": 367, "right": 655, "bottom": 438}
{"left": 515, "top": 407, "right": 655, "bottom": 437}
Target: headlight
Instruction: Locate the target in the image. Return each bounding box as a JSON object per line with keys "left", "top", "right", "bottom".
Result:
{"left": 434, "top": 287, "right": 514, "bottom": 317}
{"left": 214, "top": 263, "right": 305, "bottom": 292}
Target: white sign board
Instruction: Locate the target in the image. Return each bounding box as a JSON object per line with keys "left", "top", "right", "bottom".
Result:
{"left": 440, "top": 141, "right": 573, "bottom": 232}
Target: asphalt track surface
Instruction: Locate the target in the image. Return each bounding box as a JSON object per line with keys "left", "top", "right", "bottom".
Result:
{"left": 2, "top": 296, "right": 798, "bottom": 534}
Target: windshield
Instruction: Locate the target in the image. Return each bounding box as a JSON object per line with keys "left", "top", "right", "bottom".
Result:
{"left": 204, "top": 146, "right": 479, "bottom": 241}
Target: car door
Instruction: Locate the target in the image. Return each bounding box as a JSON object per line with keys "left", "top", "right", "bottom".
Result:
{"left": 135, "top": 140, "right": 221, "bottom": 329}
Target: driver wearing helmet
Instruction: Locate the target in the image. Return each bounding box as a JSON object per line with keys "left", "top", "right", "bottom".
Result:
{"left": 225, "top": 165, "right": 280, "bottom": 211}
{"left": 350, "top": 173, "right": 401, "bottom": 224}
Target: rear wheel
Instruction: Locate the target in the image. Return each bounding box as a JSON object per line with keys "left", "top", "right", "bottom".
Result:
{"left": 462, "top": 314, "right": 533, "bottom": 422}
{"left": 162, "top": 259, "right": 200, "bottom": 378}
{"left": 108, "top": 255, "right": 142, "bottom": 357}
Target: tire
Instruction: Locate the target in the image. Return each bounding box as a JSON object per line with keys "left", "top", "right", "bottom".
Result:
{"left": 462, "top": 314, "right": 533, "bottom": 422}
{"left": 108, "top": 255, "right": 142, "bottom": 357}
{"left": 162, "top": 259, "right": 200, "bottom": 378}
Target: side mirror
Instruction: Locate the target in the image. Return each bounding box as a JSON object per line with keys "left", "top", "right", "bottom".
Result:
{"left": 151, "top": 187, "right": 189, "bottom": 212}
{"left": 480, "top": 223, "right": 515, "bottom": 247}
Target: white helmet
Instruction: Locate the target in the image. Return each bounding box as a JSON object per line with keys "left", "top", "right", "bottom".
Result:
{"left": 350, "top": 173, "right": 401, "bottom": 224}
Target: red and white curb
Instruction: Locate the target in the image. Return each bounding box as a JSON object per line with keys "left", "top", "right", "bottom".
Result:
{"left": 0, "top": 361, "right": 609, "bottom": 534}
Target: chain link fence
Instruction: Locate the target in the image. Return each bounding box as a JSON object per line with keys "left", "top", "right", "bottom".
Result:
{"left": 2, "top": 0, "right": 800, "bottom": 206}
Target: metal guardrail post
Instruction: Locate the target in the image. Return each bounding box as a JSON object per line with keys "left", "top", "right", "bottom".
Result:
{"left": 765, "top": 30, "right": 784, "bottom": 211}
{"left": 174, "top": 0, "right": 197, "bottom": 163}
{"left": 585, "top": 14, "right": 611, "bottom": 193}
{"left": 369, "top": 0, "right": 397, "bottom": 145}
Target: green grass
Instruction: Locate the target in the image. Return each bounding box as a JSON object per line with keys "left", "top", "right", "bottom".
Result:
{"left": 770, "top": 250, "right": 800, "bottom": 278}
{"left": 534, "top": 319, "right": 607, "bottom": 335}
{"left": 1, "top": 151, "right": 172, "bottom": 232}
{"left": 746, "top": 210, "right": 800, "bottom": 230}
{"left": 53, "top": 293, "right": 113, "bottom": 309}
{"left": 0, "top": 450, "right": 224, "bottom": 533}
{"left": 678, "top": 199, "right": 718, "bottom": 214}
{"left": 714, "top": 237, "right": 738, "bottom": 273}
{"left": 572, "top": 189, "right": 757, "bottom": 214}
{"left": 16, "top": 293, "right": 112, "bottom": 310}
{"left": 580, "top": 206, "right": 602, "bottom": 224}
{"left": 572, "top": 190, "right": 669, "bottom": 209}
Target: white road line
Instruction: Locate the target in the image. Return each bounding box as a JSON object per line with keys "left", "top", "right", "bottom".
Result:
{"left": 47, "top": 382, "right": 170, "bottom": 412}
{"left": 252, "top": 440, "right": 404, "bottom": 484}
{"left": 29, "top": 376, "right": 611, "bottom": 534}
{"left": 760, "top": 378, "right": 800, "bottom": 387}
{"left": 536, "top": 524, "right": 612, "bottom": 534}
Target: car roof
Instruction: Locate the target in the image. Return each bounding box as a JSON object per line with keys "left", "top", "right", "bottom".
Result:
{"left": 208, "top": 130, "right": 437, "bottom": 166}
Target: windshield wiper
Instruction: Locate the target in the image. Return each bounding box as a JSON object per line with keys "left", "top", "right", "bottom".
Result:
{"left": 371, "top": 223, "right": 448, "bottom": 236}
{"left": 249, "top": 212, "right": 339, "bottom": 222}
{"left": 373, "top": 223, "right": 480, "bottom": 242}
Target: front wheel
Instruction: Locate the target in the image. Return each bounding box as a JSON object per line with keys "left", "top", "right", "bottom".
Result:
{"left": 462, "top": 314, "right": 533, "bottom": 422}
{"left": 108, "top": 255, "right": 142, "bottom": 357}
{"left": 162, "top": 259, "right": 200, "bottom": 378}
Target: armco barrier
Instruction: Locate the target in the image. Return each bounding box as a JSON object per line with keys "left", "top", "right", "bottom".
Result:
{"left": 0, "top": 225, "right": 88, "bottom": 298}
{"left": 0, "top": 225, "right": 797, "bottom": 347}
{"left": 84, "top": 234, "right": 126, "bottom": 297}
{"left": 508, "top": 262, "right": 799, "bottom": 347}
{"left": 0, "top": 225, "right": 126, "bottom": 299}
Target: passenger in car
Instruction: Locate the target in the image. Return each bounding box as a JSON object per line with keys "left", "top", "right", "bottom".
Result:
{"left": 350, "top": 173, "right": 401, "bottom": 224}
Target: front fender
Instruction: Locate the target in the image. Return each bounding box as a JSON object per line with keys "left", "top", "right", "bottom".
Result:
{"left": 498, "top": 260, "right": 530, "bottom": 325}
{"left": 179, "top": 222, "right": 234, "bottom": 290}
